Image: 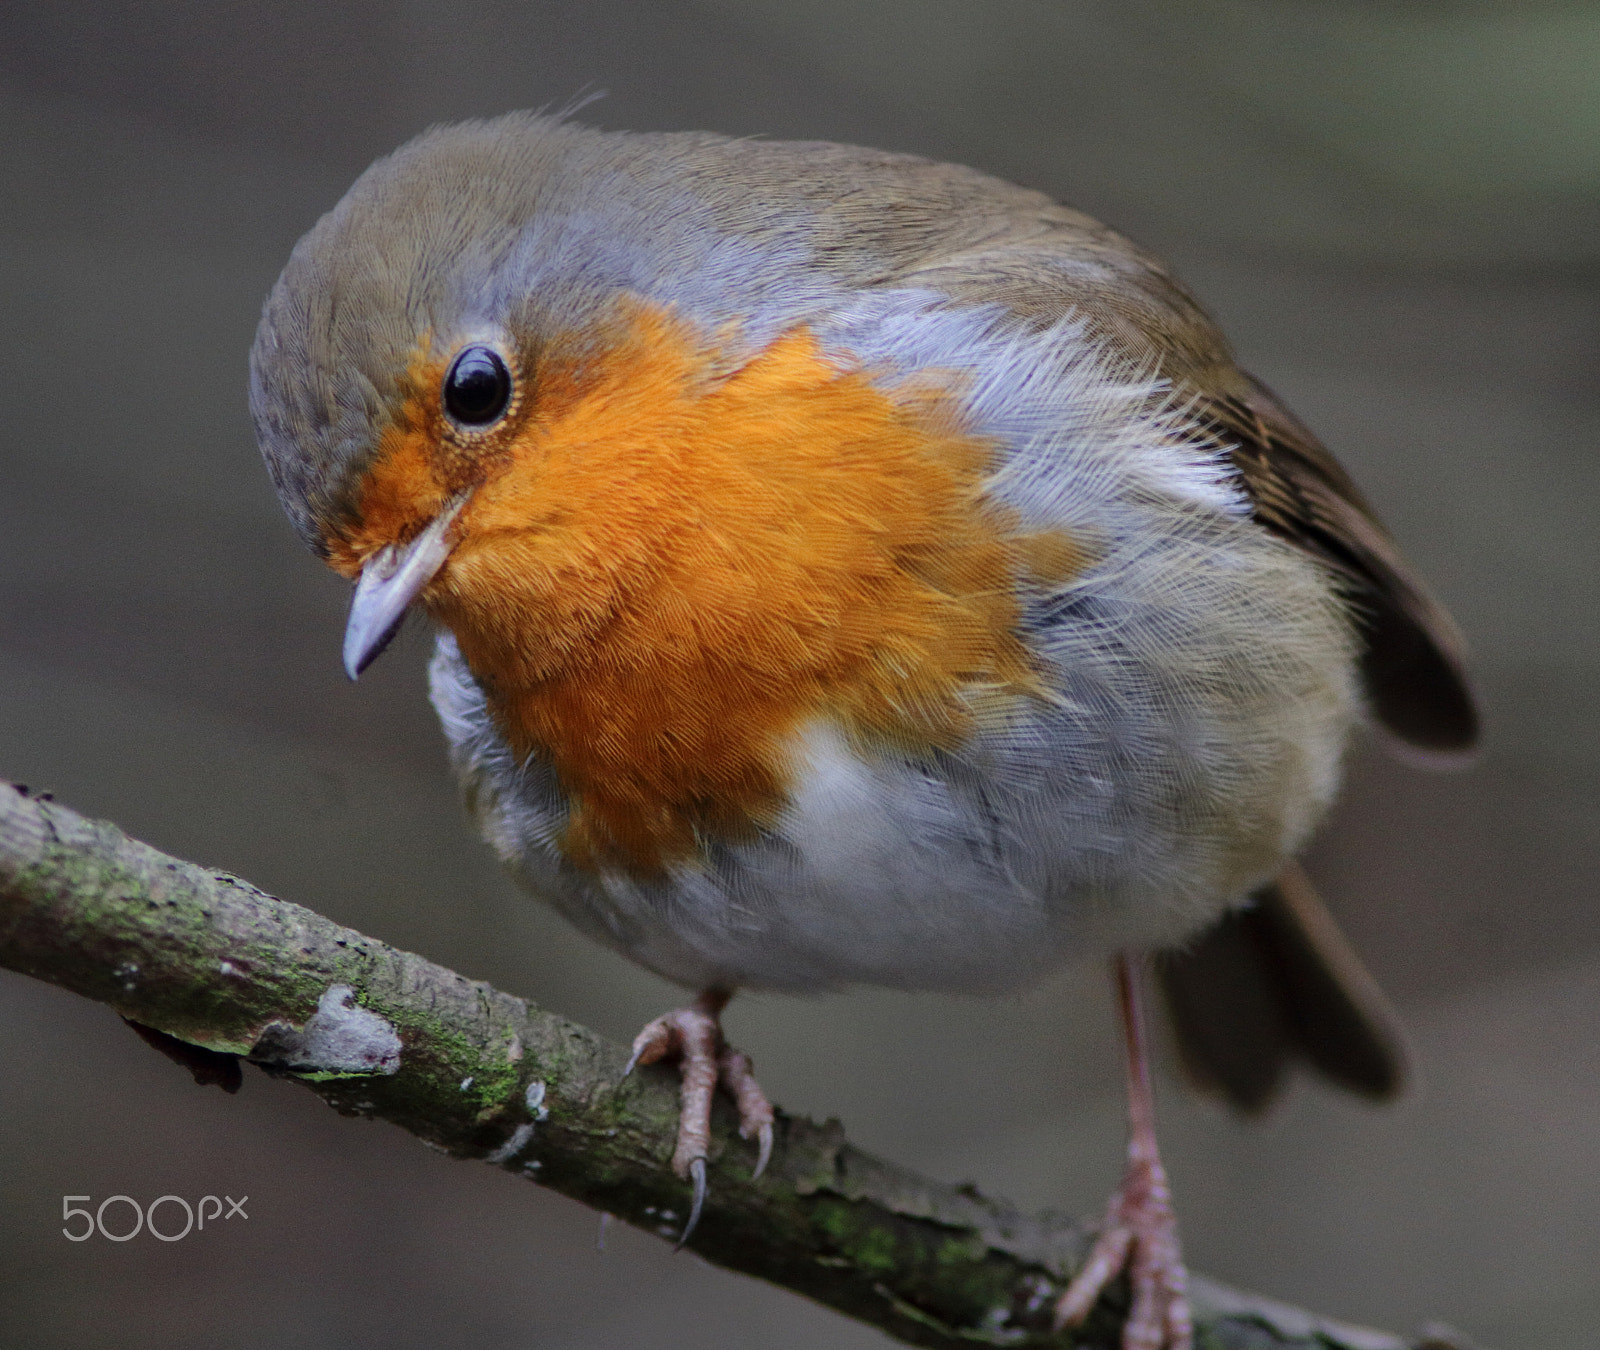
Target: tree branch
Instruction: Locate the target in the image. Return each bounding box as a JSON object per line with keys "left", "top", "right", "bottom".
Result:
{"left": 0, "top": 780, "right": 1451, "bottom": 1349}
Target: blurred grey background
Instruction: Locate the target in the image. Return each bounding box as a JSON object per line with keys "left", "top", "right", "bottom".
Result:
{"left": 1, "top": 2, "right": 1596, "bottom": 1346}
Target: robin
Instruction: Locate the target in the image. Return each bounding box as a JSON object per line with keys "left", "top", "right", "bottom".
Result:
{"left": 250, "top": 112, "right": 1477, "bottom": 1350}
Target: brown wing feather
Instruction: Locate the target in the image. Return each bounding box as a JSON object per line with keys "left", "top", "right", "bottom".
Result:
{"left": 1193, "top": 375, "right": 1480, "bottom": 759}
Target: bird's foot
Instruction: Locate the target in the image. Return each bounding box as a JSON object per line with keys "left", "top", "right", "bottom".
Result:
{"left": 1054, "top": 1150, "right": 1192, "bottom": 1350}
{"left": 623, "top": 995, "right": 775, "bottom": 1244}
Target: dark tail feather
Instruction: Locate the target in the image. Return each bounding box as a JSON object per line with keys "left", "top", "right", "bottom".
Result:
{"left": 1155, "top": 862, "right": 1407, "bottom": 1112}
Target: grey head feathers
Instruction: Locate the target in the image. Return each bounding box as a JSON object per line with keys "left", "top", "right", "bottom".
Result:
{"left": 250, "top": 113, "right": 1065, "bottom": 550}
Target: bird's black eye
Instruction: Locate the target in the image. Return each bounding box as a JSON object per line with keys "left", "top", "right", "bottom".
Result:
{"left": 443, "top": 346, "right": 512, "bottom": 426}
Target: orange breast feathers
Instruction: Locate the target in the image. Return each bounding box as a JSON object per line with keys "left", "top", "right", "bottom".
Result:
{"left": 336, "top": 306, "right": 1083, "bottom": 873}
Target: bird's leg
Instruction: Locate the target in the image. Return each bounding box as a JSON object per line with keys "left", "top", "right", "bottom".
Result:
{"left": 623, "top": 988, "right": 775, "bottom": 1244}
{"left": 1056, "top": 953, "right": 1192, "bottom": 1350}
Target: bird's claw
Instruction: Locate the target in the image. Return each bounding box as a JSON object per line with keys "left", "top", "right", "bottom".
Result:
{"left": 675, "top": 1157, "right": 708, "bottom": 1250}
{"left": 1054, "top": 1153, "right": 1192, "bottom": 1350}
{"left": 623, "top": 1003, "right": 776, "bottom": 1245}
{"left": 752, "top": 1119, "right": 774, "bottom": 1181}
{"left": 717, "top": 1043, "right": 776, "bottom": 1179}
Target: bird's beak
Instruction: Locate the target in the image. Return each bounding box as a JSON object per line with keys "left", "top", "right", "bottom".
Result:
{"left": 342, "top": 493, "right": 471, "bottom": 680}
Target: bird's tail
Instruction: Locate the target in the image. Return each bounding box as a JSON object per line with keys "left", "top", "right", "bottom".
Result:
{"left": 1155, "top": 861, "right": 1407, "bottom": 1112}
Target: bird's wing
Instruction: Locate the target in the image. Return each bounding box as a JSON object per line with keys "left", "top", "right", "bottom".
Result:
{"left": 1188, "top": 375, "right": 1479, "bottom": 758}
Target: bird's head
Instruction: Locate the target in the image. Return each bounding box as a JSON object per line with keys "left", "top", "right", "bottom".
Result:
{"left": 250, "top": 113, "right": 699, "bottom": 682}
